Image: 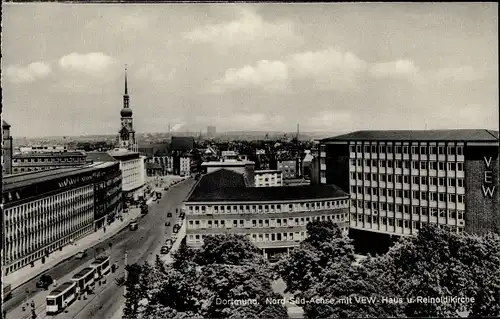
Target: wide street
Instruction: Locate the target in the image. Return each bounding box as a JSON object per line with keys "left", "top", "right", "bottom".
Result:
{"left": 5, "top": 177, "right": 196, "bottom": 319}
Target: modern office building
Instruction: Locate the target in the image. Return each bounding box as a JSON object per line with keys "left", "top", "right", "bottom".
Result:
{"left": 183, "top": 169, "right": 349, "bottom": 260}
{"left": 2, "top": 165, "right": 121, "bottom": 275}
{"left": 117, "top": 67, "right": 138, "bottom": 152}
{"left": 254, "top": 170, "right": 283, "bottom": 187}
{"left": 318, "top": 130, "right": 500, "bottom": 253}
{"left": 87, "top": 149, "right": 146, "bottom": 202}
{"left": 87, "top": 162, "right": 123, "bottom": 229}
{"left": 2, "top": 120, "right": 13, "bottom": 174}
{"left": 12, "top": 151, "right": 87, "bottom": 174}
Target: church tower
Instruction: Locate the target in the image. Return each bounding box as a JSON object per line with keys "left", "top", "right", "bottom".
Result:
{"left": 117, "top": 66, "right": 138, "bottom": 152}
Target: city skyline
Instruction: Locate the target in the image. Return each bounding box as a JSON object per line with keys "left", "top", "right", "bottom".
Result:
{"left": 2, "top": 3, "right": 498, "bottom": 137}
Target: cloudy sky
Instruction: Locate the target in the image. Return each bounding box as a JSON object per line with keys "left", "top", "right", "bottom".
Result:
{"left": 2, "top": 3, "right": 498, "bottom": 137}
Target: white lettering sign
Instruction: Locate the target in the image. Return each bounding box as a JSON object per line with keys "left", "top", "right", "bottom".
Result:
{"left": 482, "top": 157, "right": 496, "bottom": 198}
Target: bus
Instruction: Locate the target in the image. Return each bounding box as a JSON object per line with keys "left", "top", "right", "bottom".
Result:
{"left": 90, "top": 256, "right": 111, "bottom": 280}
{"left": 71, "top": 267, "right": 96, "bottom": 295}
{"left": 46, "top": 281, "right": 77, "bottom": 314}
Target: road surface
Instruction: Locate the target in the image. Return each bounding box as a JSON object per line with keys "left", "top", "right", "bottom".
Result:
{"left": 5, "top": 177, "right": 195, "bottom": 319}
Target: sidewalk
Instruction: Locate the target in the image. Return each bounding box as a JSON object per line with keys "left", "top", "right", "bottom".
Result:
{"left": 4, "top": 200, "right": 152, "bottom": 291}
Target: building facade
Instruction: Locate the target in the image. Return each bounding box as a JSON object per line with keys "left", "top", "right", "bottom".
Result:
{"left": 183, "top": 169, "right": 349, "bottom": 260}
{"left": 2, "top": 120, "right": 13, "bottom": 174}
{"left": 89, "top": 162, "right": 122, "bottom": 229}
{"left": 254, "top": 170, "right": 283, "bottom": 187}
{"left": 108, "top": 149, "right": 146, "bottom": 201}
{"left": 277, "top": 159, "right": 297, "bottom": 179}
{"left": 319, "top": 130, "right": 500, "bottom": 252}
{"left": 12, "top": 151, "right": 87, "bottom": 174}
{"left": 117, "top": 67, "right": 138, "bottom": 152}
{"left": 1, "top": 165, "right": 117, "bottom": 275}
{"left": 19, "top": 146, "right": 68, "bottom": 153}
{"left": 152, "top": 155, "right": 173, "bottom": 175}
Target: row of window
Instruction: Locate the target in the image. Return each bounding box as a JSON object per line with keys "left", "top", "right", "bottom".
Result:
{"left": 187, "top": 200, "right": 349, "bottom": 214}
{"left": 352, "top": 187, "right": 465, "bottom": 202}
{"left": 12, "top": 165, "right": 83, "bottom": 173}
{"left": 353, "top": 215, "right": 465, "bottom": 231}
{"left": 188, "top": 214, "right": 348, "bottom": 229}
{"left": 351, "top": 173, "right": 465, "bottom": 187}
{"left": 350, "top": 159, "right": 465, "bottom": 171}
{"left": 4, "top": 186, "right": 93, "bottom": 220}
{"left": 349, "top": 144, "right": 464, "bottom": 156}
{"left": 352, "top": 200, "right": 465, "bottom": 218}
{"left": 13, "top": 157, "right": 85, "bottom": 163}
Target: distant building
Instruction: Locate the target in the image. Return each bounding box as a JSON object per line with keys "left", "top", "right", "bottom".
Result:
{"left": 254, "top": 170, "right": 283, "bottom": 187}
{"left": 116, "top": 67, "right": 138, "bottom": 152}
{"left": 171, "top": 136, "right": 195, "bottom": 152}
{"left": 146, "top": 162, "right": 162, "bottom": 176}
{"left": 319, "top": 129, "right": 500, "bottom": 254}
{"left": 207, "top": 125, "right": 216, "bottom": 138}
{"left": 180, "top": 155, "right": 194, "bottom": 177}
{"left": 12, "top": 151, "right": 87, "bottom": 174}
{"left": 152, "top": 155, "right": 173, "bottom": 175}
{"left": 302, "top": 152, "right": 314, "bottom": 179}
{"left": 2, "top": 120, "right": 13, "bottom": 174}
{"left": 309, "top": 155, "right": 320, "bottom": 185}
{"left": 19, "top": 146, "right": 68, "bottom": 153}
{"left": 183, "top": 169, "right": 349, "bottom": 260}
{"left": 277, "top": 159, "right": 297, "bottom": 179}
{"left": 2, "top": 164, "right": 122, "bottom": 275}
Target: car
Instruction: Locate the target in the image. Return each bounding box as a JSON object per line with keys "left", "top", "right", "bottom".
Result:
{"left": 167, "top": 212, "right": 172, "bottom": 218}
{"left": 165, "top": 221, "right": 171, "bottom": 227}
{"left": 173, "top": 228, "right": 179, "bottom": 234}
{"left": 173, "top": 224, "right": 180, "bottom": 231}
{"left": 165, "top": 239, "right": 173, "bottom": 246}
{"left": 164, "top": 187, "right": 169, "bottom": 191}
{"left": 129, "top": 222, "right": 138, "bottom": 231}
{"left": 36, "top": 274, "right": 53, "bottom": 289}
{"left": 160, "top": 246, "right": 170, "bottom": 254}
{"left": 75, "top": 251, "right": 87, "bottom": 259}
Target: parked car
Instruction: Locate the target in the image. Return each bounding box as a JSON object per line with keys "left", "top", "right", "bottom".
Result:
{"left": 129, "top": 221, "right": 138, "bottom": 231}
{"left": 160, "top": 246, "right": 170, "bottom": 254}
{"left": 36, "top": 274, "right": 53, "bottom": 289}
{"left": 165, "top": 221, "right": 171, "bottom": 227}
{"left": 167, "top": 212, "right": 172, "bottom": 218}
{"left": 173, "top": 224, "right": 180, "bottom": 232}
{"left": 164, "top": 187, "right": 169, "bottom": 191}
{"left": 75, "top": 250, "right": 87, "bottom": 259}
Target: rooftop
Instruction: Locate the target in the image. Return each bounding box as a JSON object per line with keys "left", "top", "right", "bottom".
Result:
{"left": 86, "top": 152, "right": 118, "bottom": 163}
{"left": 321, "top": 129, "right": 500, "bottom": 142}
{"left": 187, "top": 168, "right": 347, "bottom": 202}
{"left": 255, "top": 169, "right": 282, "bottom": 174}
{"left": 201, "top": 160, "right": 255, "bottom": 166}
{"left": 48, "top": 282, "right": 75, "bottom": 296}
{"left": 108, "top": 148, "right": 140, "bottom": 157}
{"left": 13, "top": 151, "right": 86, "bottom": 158}
{"left": 72, "top": 267, "right": 93, "bottom": 279}
{"left": 3, "top": 165, "right": 101, "bottom": 191}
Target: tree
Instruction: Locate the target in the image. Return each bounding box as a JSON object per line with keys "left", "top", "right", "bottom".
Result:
{"left": 275, "top": 221, "right": 355, "bottom": 294}
{"left": 123, "top": 264, "right": 143, "bottom": 319}
{"left": 133, "top": 234, "right": 288, "bottom": 319}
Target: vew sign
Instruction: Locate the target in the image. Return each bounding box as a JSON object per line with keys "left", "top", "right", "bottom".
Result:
{"left": 482, "top": 157, "right": 497, "bottom": 198}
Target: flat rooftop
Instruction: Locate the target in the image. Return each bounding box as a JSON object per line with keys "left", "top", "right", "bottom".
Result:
{"left": 187, "top": 169, "right": 347, "bottom": 202}
{"left": 321, "top": 129, "right": 499, "bottom": 142}
{"left": 13, "top": 151, "right": 86, "bottom": 158}
{"left": 3, "top": 165, "right": 101, "bottom": 191}
{"left": 108, "top": 148, "right": 139, "bottom": 157}
{"left": 201, "top": 160, "right": 255, "bottom": 166}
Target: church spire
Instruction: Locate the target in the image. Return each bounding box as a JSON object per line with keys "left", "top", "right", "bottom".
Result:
{"left": 124, "top": 64, "right": 128, "bottom": 96}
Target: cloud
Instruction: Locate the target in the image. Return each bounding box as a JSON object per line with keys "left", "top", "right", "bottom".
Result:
{"left": 212, "top": 47, "right": 368, "bottom": 92}
{"left": 59, "top": 52, "right": 115, "bottom": 75}
{"left": 213, "top": 60, "right": 289, "bottom": 92}
{"left": 184, "top": 9, "right": 297, "bottom": 47}
{"left": 4, "top": 62, "right": 52, "bottom": 84}
{"left": 306, "top": 110, "right": 354, "bottom": 131}
{"left": 370, "top": 59, "right": 419, "bottom": 79}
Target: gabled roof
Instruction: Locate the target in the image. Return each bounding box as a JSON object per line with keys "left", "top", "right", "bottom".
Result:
{"left": 321, "top": 129, "right": 500, "bottom": 142}
{"left": 171, "top": 136, "right": 195, "bottom": 151}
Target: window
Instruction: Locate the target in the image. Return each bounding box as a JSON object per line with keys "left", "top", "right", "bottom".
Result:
{"left": 457, "top": 146, "right": 464, "bottom": 156}
{"left": 403, "top": 190, "right": 410, "bottom": 199}
{"left": 420, "top": 146, "right": 427, "bottom": 155}
{"left": 429, "top": 162, "right": 437, "bottom": 170}
{"left": 395, "top": 160, "right": 403, "bottom": 168}
{"left": 398, "top": 219, "right": 403, "bottom": 227}
{"left": 448, "top": 179, "right": 456, "bottom": 187}
{"left": 457, "top": 163, "right": 464, "bottom": 171}
{"left": 421, "top": 192, "right": 427, "bottom": 200}
{"left": 396, "top": 175, "right": 403, "bottom": 183}
{"left": 448, "top": 194, "right": 457, "bottom": 203}
{"left": 380, "top": 145, "right": 387, "bottom": 153}
{"left": 438, "top": 146, "right": 446, "bottom": 155}
{"left": 439, "top": 210, "right": 446, "bottom": 218}
{"left": 350, "top": 145, "right": 356, "bottom": 153}
{"left": 420, "top": 176, "right": 428, "bottom": 184}
{"left": 395, "top": 146, "right": 402, "bottom": 154}
{"left": 387, "top": 175, "right": 393, "bottom": 183}
{"left": 430, "top": 192, "right": 437, "bottom": 201}
{"left": 388, "top": 189, "right": 394, "bottom": 198}
{"left": 381, "top": 175, "right": 387, "bottom": 182}
{"left": 387, "top": 145, "right": 393, "bottom": 153}
{"left": 412, "top": 191, "right": 419, "bottom": 199}
{"left": 357, "top": 173, "right": 363, "bottom": 180}
{"left": 448, "top": 163, "right": 456, "bottom": 171}
{"left": 372, "top": 173, "right": 377, "bottom": 180}
{"left": 448, "top": 146, "right": 456, "bottom": 155}
{"left": 382, "top": 189, "right": 387, "bottom": 197}
{"left": 420, "top": 162, "right": 427, "bottom": 170}
{"left": 387, "top": 160, "right": 393, "bottom": 168}
{"left": 403, "top": 175, "right": 409, "bottom": 184}
{"left": 458, "top": 195, "right": 465, "bottom": 204}
{"left": 412, "top": 176, "right": 419, "bottom": 184}
{"left": 412, "top": 206, "right": 421, "bottom": 215}
{"left": 430, "top": 146, "right": 437, "bottom": 155}
{"left": 457, "top": 179, "right": 464, "bottom": 187}
{"left": 365, "top": 173, "right": 370, "bottom": 180}
{"left": 403, "top": 146, "right": 409, "bottom": 154}
{"left": 404, "top": 161, "right": 410, "bottom": 169}
{"left": 411, "top": 146, "right": 418, "bottom": 154}
{"left": 396, "top": 190, "right": 403, "bottom": 198}
{"left": 364, "top": 145, "right": 370, "bottom": 153}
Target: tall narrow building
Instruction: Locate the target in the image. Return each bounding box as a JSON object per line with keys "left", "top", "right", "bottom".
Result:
{"left": 117, "top": 67, "right": 138, "bottom": 152}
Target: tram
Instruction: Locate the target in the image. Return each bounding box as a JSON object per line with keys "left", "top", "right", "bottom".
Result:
{"left": 71, "top": 267, "right": 96, "bottom": 295}
{"left": 90, "top": 256, "right": 111, "bottom": 279}
{"left": 46, "top": 281, "right": 77, "bottom": 314}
